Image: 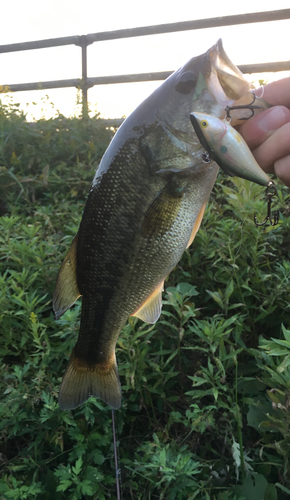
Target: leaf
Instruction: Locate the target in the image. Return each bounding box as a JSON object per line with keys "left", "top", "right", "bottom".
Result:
{"left": 247, "top": 403, "right": 277, "bottom": 433}
{"left": 277, "top": 355, "right": 290, "bottom": 373}
{"left": 72, "top": 457, "right": 83, "bottom": 476}
{"left": 264, "top": 483, "right": 277, "bottom": 500}
{"left": 80, "top": 480, "right": 94, "bottom": 495}
{"left": 281, "top": 324, "right": 290, "bottom": 343}
{"left": 275, "top": 483, "right": 290, "bottom": 495}
{"left": 56, "top": 480, "right": 73, "bottom": 492}
{"left": 206, "top": 290, "right": 224, "bottom": 309}
{"left": 224, "top": 279, "right": 234, "bottom": 302}
{"left": 176, "top": 282, "right": 199, "bottom": 297}
{"left": 235, "top": 474, "right": 268, "bottom": 499}
{"left": 213, "top": 388, "right": 219, "bottom": 402}
{"left": 231, "top": 438, "right": 241, "bottom": 469}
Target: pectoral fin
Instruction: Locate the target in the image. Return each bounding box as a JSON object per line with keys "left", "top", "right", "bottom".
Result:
{"left": 132, "top": 281, "right": 164, "bottom": 324}
{"left": 141, "top": 178, "right": 185, "bottom": 238}
{"left": 186, "top": 202, "right": 207, "bottom": 248}
{"left": 53, "top": 233, "right": 81, "bottom": 320}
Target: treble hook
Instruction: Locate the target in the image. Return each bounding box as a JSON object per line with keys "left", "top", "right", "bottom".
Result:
{"left": 254, "top": 181, "right": 279, "bottom": 226}
{"left": 225, "top": 93, "right": 262, "bottom": 121}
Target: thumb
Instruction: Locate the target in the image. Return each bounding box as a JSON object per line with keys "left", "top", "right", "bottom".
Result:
{"left": 238, "top": 106, "right": 290, "bottom": 149}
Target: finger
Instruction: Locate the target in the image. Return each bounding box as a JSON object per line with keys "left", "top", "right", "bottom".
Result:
{"left": 256, "top": 77, "right": 290, "bottom": 108}
{"left": 238, "top": 106, "right": 290, "bottom": 150}
{"left": 274, "top": 154, "right": 290, "bottom": 188}
{"left": 251, "top": 122, "right": 290, "bottom": 173}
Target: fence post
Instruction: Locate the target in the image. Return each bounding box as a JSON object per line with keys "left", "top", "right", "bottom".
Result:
{"left": 79, "top": 36, "right": 89, "bottom": 118}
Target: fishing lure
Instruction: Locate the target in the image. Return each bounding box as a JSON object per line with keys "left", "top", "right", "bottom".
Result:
{"left": 190, "top": 111, "right": 279, "bottom": 226}
{"left": 190, "top": 111, "right": 271, "bottom": 186}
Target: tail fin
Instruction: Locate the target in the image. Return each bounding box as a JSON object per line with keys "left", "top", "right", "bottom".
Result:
{"left": 58, "top": 350, "right": 121, "bottom": 410}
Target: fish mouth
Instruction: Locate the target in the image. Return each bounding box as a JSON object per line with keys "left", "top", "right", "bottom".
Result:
{"left": 207, "top": 39, "right": 252, "bottom": 106}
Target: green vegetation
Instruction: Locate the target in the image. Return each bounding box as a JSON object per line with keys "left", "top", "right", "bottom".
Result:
{"left": 1, "top": 96, "right": 290, "bottom": 500}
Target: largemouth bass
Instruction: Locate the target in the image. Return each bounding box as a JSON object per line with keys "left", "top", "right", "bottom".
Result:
{"left": 190, "top": 112, "right": 271, "bottom": 186}
{"left": 53, "top": 39, "right": 269, "bottom": 410}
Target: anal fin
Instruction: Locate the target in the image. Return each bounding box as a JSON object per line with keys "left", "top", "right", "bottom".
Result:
{"left": 58, "top": 349, "right": 121, "bottom": 410}
{"left": 53, "top": 233, "right": 81, "bottom": 320}
{"left": 132, "top": 281, "right": 164, "bottom": 324}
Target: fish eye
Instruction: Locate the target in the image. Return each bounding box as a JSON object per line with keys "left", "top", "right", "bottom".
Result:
{"left": 201, "top": 120, "right": 208, "bottom": 128}
{"left": 175, "top": 71, "right": 197, "bottom": 95}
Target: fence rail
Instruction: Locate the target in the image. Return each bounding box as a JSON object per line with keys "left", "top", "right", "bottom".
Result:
{"left": 1, "top": 8, "right": 290, "bottom": 115}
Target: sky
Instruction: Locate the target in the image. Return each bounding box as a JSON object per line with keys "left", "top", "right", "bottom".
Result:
{"left": 1, "top": 0, "right": 290, "bottom": 119}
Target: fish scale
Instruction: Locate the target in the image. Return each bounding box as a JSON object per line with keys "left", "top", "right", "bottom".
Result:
{"left": 53, "top": 39, "right": 270, "bottom": 410}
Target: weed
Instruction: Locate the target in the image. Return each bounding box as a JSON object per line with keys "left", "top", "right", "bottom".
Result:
{"left": 1, "top": 99, "right": 290, "bottom": 498}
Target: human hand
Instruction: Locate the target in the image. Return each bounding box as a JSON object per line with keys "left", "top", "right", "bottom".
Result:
{"left": 238, "top": 77, "right": 290, "bottom": 187}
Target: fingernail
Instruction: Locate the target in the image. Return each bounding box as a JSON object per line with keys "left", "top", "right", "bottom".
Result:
{"left": 257, "top": 106, "right": 288, "bottom": 132}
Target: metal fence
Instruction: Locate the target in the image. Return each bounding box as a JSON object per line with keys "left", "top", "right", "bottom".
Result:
{"left": 1, "top": 8, "right": 290, "bottom": 117}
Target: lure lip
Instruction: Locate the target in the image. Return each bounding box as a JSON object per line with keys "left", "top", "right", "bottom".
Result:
{"left": 190, "top": 113, "right": 217, "bottom": 163}
{"left": 189, "top": 113, "right": 210, "bottom": 152}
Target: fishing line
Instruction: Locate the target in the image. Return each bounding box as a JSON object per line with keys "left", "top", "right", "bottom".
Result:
{"left": 112, "top": 409, "right": 122, "bottom": 500}
{"left": 253, "top": 85, "right": 265, "bottom": 99}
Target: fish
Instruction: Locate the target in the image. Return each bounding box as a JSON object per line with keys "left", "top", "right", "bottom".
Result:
{"left": 190, "top": 112, "right": 271, "bottom": 186}
{"left": 53, "top": 39, "right": 270, "bottom": 410}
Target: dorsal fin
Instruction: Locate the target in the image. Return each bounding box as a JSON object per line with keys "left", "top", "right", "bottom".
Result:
{"left": 132, "top": 281, "right": 164, "bottom": 324}
{"left": 186, "top": 202, "right": 207, "bottom": 249}
{"left": 53, "top": 233, "right": 81, "bottom": 320}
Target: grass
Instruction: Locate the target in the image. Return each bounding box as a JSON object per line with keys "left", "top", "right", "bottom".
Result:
{"left": 1, "top": 94, "right": 290, "bottom": 499}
